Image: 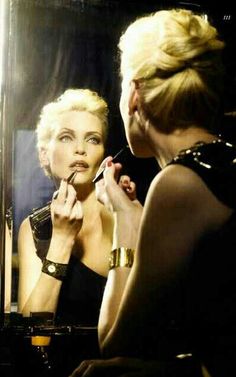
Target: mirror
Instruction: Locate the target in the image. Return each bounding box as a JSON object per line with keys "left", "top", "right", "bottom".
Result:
{"left": 1, "top": 0, "right": 235, "bottom": 326}
{"left": 2, "top": 0, "right": 160, "bottom": 325}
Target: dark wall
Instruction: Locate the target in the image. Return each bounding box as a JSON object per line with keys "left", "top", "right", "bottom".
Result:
{"left": 10, "top": 0, "right": 236, "bottom": 139}
{"left": 10, "top": 0, "right": 236, "bottom": 232}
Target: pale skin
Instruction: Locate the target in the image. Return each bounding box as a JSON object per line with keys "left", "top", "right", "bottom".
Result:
{"left": 70, "top": 82, "right": 232, "bottom": 376}
{"left": 18, "top": 110, "right": 135, "bottom": 316}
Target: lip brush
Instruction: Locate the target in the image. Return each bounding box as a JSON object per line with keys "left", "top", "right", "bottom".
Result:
{"left": 92, "top": 145, "right": 129, "bottom": 183}
{"left": 53, "top": 170, "right": 78, "bottom": 200}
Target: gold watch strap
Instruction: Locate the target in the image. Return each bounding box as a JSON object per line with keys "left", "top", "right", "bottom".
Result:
{"left": 109, "top": 248, "right": 135, "bottom": 270}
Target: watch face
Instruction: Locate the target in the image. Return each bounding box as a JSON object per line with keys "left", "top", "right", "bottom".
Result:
{"left": 42, "top": 259, "right": 67, "bottom": 280}
{"left": 48, "top": 264, "right": 56, "bottom": 273}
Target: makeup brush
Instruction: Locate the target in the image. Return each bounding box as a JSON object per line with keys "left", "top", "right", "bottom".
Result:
{"left": 53, "top": 170, "right": 78, "bottom": 200}
{"left": 92, "top": 145, "right": 130, "bottom": 183}
{"left": 67, "top": 170, "right": 78, "bottom": 184}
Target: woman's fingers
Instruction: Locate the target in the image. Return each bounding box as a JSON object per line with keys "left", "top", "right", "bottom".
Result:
{"left": 51, "top": 181, "right": 83, "bottom": 223}
{"left": 69, "top": 357, "right": 149, "bottom": 377}
{"left": 52, "top": 182, "right": 76, "bottom": 208}
{"left": 70, "top": 200, "right": 83, "bottom": 221}
{"left": 64, "top": 184, "right": 77, "bottom": 208}
{"left": 103, "top": 161, "right": 122, "bottom": 184}
{"left": 95, "top": 162, "right": 137, "bottom": 213}
{"left": 54, "top": 179, "right": 68, "bottom": 203}
{"left": 69, "top": 360, "right": 95, "bottom": 377}
{"left": 119, "top": 175, "right": 137, "bottom": 201}
{"left": 93, "top": 156, "right": 112, "bottom": 182}
{"left": 52, "top": 190, "right": 59, "bottom": 200}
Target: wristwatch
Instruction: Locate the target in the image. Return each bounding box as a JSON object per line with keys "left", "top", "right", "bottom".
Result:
{"left": 42, "top": 258, "right": 68, "bottom": 281}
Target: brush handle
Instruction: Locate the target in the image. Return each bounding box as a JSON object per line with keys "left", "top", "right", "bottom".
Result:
{"left": 92, "top": 145, "right": 129, "bottom": 183}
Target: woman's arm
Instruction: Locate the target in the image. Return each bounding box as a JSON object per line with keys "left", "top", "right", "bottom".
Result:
{"left": 18, "top": 180, "right": 83, "bottom": 316}
{"left": 98, "top": 164, "right": 232, "bottom": 357}
{"left": 95, "top": 164, "right": 143, "bottom": 339}
{"left": 18, "top": 217, "right": 63, "bottom": 315}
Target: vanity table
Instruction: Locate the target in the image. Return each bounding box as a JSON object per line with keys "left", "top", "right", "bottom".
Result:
{"left": 0, "top": 314, "right": 100, "bottom": 377}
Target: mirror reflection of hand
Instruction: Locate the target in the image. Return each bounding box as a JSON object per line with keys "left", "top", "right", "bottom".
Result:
{"left": 50, "top": 179, "right": 83, "bottom": 241}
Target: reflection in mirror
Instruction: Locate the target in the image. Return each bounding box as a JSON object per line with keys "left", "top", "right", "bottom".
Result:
{"left": 17, "top": 88, "right": 113, "bottom": 325}
{"left": 7, "top": 0, "right": 158, "bottom": 324}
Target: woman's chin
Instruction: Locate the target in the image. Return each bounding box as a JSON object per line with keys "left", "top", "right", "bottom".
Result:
{"left": 129, "top": 141, "right": 153, "bottom": 158}
{"left": 73, "top": 178, "right": 94, "bottom": 189}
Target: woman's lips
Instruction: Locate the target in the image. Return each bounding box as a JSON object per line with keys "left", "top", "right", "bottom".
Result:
{"left": 72, "top": 166, "right": 87, "bottom": 172}
{"left": 70, "top": 160, "right": 89, "bottom": 172}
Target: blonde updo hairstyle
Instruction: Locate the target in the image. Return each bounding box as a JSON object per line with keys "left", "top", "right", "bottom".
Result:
{"left": 119, "top": 9, "right": 225, "bottom": 133}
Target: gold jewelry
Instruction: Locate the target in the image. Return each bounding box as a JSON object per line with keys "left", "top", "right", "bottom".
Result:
{"left": 109, "top": 248, "right": 135, "bottom": 270}
{"left": 42, "top": 258, "right": 68, "bottom": 281}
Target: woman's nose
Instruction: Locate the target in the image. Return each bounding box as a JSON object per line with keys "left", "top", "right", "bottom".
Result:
{"left": 74, "top": 141, "right": 86, "bottom": 155}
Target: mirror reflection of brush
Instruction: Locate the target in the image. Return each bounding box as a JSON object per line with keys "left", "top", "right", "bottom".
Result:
{"left": 53, "top": 170, "right": 78, "bottom": 200}
{"left": 67, "top": 170, "right": 78, "bottom": 183}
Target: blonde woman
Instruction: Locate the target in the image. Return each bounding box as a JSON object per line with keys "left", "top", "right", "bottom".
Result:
{"left": 71, "top": 8, "right": 236, "bottom": 377}
{"left": 18, "top": 89, "right": 135, "bottom": 325}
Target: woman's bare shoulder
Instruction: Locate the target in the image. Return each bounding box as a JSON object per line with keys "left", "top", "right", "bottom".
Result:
{"left": 150, "top": 163, "right": 206, "bottom": 192}
{"left": 146, "top": 164, "right": 232, "bottom": 230}
{"left": 18, "top": 216, "right": 35, "bottom": 255}
{"left": 18, "top": 216, "right": 32, "bottom": 235}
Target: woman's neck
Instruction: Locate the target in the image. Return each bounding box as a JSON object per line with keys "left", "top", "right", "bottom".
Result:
{"left": 148, "top": 126, "right": 218, "bottom": 169}
{"left": 73, "top": 182, "right": 95, "bottom": 201}
{"left": 75, "top": 185, "right": 98, "bottom": 210}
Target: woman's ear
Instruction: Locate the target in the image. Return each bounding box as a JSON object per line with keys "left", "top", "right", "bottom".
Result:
{"left": 128, "top": 80, "right": 140, "bottom": 116}
{"left": 38, "top": 148, "right": 49, "bottom": 169}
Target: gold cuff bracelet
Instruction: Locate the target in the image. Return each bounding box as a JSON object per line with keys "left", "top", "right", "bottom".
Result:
{"left": 109, "top": 247, "right": 135, "bottom": 270}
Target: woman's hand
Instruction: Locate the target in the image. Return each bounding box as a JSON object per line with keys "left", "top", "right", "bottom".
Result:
{"left": 69, "top": 357, "right": 166, "bottom": 377}
{"left": 118, "top": 174, "right": 137, "bottom": 201}
{"left": 50, "top": 179, "right": 83, "bottom": 241}
{"left": 95, "top": 158, "right": 143, "bottom": 249}
{"left": 95, "top": 158, "right": 141, "bottom": 213}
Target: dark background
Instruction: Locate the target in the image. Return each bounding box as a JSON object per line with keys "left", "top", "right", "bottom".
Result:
{"left": 10, "top": 0, "right": 235, "bottom": 131}
{"left": 10, "top": 0, "right": 236, "bottom": 222}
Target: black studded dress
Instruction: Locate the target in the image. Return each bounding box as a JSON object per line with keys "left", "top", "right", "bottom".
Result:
{"left": 28, "top": 210, "right": 107, "bottom": 325}
{"left": 168, "top": 139, "right": 236, "bottom": 377}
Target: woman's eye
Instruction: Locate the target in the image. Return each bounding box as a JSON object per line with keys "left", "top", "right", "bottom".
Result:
{"left": 59, "top": 135, "right": 72, "bottom": 143}
{"left": 87, "top": 137, "right": 100, "bottom": 145}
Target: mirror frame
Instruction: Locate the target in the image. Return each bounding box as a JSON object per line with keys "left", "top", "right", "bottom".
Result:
{"left": 0, "top": 0, "right": 235, "bottom": 326}
{"left": 0, "top": 0, "right": 13, "bottom": 323}
{"left": 0, "top": 0, "right": 160, "bottom": 323}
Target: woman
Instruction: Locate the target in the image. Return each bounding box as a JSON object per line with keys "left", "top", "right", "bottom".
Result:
{"left": 17, "top": 88, "right": 135, "bottom": 325}
{"left": 71, "top": 8, "right": 236, "bottom": 377}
